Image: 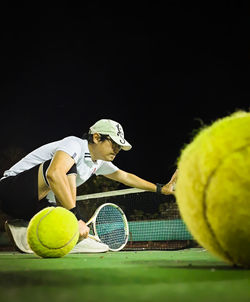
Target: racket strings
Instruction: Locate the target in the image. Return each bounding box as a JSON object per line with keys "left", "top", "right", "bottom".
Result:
{"left": 95, "top": 206, "right": 127, "bottom": 250}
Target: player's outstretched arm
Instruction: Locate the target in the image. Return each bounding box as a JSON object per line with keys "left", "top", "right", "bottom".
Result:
{"left": 105, "top": 169, "right": 177, "bottom": 195}
{"left": 105, "top": 169, "right": 156, "bottom": 191}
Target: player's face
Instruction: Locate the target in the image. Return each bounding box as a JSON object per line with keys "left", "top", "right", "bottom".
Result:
{"left": 92, "top": 134, "right": 121, "bottom": 161}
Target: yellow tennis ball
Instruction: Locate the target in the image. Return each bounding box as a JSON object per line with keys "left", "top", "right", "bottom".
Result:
{"left": 27, "top": 207, "right": 79, "bottom": 258}
{"left": 176, "top": 111, "right": 250, "bottom": 268}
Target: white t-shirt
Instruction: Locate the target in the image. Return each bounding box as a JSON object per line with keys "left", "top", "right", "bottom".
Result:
{"left": 3, "top": 136, "right": 119, "bottom": 201}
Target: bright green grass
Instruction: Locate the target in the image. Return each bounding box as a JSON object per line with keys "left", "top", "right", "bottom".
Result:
{"left": 0, "top": 248, "right": 249, "bottom": 302}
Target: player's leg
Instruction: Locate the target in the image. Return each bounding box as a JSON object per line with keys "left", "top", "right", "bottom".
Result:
{"left": 0, "top": 164, "right": 51, "bottom": 220}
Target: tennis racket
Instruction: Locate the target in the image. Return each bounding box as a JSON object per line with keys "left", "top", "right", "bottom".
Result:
{"left": 87, "top": 203, "right": 129, "bottom": 251}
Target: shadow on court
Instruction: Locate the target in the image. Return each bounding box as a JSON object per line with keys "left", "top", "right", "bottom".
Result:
{"left": 0, "top": 264, "right": 249, "bottom": 289}
{"left": 126, "top": 259, "right": 248, "bottom": 270}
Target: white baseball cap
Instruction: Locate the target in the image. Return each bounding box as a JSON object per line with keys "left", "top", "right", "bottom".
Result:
{"left": 89, "top": 119, "right": 132, "bottom": 151}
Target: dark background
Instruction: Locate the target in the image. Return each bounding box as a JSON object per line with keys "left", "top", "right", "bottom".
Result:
{"left": 1, "top": 1, "right": 249, "bottom": 184}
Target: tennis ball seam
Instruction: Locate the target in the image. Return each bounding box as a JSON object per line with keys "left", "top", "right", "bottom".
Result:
{"left": 202, "top": 144, "right": 250, "bottom": 265}
{"left": 36, "top": 208, "right": 79, "bottom": 250}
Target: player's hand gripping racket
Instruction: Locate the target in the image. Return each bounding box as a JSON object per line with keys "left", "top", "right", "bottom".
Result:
{"left": 86, "top": 203, "right": 129, "bottom": 251}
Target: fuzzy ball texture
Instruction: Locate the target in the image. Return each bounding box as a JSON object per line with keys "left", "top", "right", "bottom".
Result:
{"left": 176, "top": 111, "right": 250, "bottom": 268}
{"left": 27, "top": 207, "right": 79, "bottom": 258}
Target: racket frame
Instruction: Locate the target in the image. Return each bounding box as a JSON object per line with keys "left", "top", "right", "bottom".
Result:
{"left": 86, "top": 203, "right": 129, "bottom": 251}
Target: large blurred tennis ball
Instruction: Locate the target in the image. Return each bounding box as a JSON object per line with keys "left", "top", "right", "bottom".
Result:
{"left": 27, "top": 207, "right": 79, "bottom": 258}
{"left": 176, "top": 111, "right": 250, "bottom": 268}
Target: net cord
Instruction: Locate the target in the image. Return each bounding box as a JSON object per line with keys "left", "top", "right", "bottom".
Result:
{"left": 76, "top": 188, "right": 146, "bottom": 201}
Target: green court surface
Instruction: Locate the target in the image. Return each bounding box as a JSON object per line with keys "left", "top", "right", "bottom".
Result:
{"left": 0, "top": 248, "right": 249, "bottom": 302}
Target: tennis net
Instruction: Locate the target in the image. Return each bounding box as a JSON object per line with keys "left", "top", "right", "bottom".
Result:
{"left": 76, "top": 188, "right": 195, "bottom": 250}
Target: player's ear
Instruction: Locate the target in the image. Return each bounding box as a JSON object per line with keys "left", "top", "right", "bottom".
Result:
{"left": 92, "top": 133, "right": 101, "bottom": 144}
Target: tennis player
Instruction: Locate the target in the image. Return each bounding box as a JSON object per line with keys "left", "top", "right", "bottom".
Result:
{"left": 0, "top": 119, "right": 177, "bottom": 252}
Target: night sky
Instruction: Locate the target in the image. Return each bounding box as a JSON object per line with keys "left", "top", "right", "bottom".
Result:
{"left": 1, "top": 2, "right": 249, "bottom": 183}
